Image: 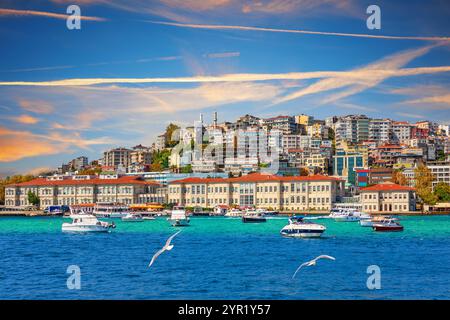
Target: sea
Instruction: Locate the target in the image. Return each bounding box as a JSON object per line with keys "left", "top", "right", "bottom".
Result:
{"left": 0, "top": 215, "right": 449, "bottom": 299}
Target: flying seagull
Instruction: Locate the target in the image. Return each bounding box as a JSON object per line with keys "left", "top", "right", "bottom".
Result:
{"left": 148, "top": 230, "right": 182, "bottom": 268}
{"left": 292, "top": 255, "right": 336, "bottom": 279}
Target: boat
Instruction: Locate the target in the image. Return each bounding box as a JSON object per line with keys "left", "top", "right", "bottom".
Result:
{"left": 121, "top": 213, "right": 144, "bottom": 222}
{"left": 242, "top": 209, "right": 266, "bottom": 223}
{"left": 280, "top": 216, "right": 326, "bottom": 238}
{"left": 358, "top": 213, "right": 374, "bottom": 226}
{"left": 224, "top": 208, "right": 243, "bottom": 217}
{"left": 44, "top": 205, "right": 70, "bottom": 216}
{"left": 93, "top": 202, "right": 130, "bottom": 218}
{"left": 192, "top": 206, "right": 210, "bottom": 216}
{"left": 62, "top": 214, "right": 115, "bottom": 233}
{"left": 213, "top": 205, "right": 228, "bottom": 216}
{"left": 360, "top": 215, "right": 396, "bottom": 227}
{"left": 372, "top": 218, "right": 404, "bottom": 232}
{"left": 334, "top": 209, "right": 360, "bottom": 222}
{"left": 168, "top": 206, "right": 190, "bottom": 227}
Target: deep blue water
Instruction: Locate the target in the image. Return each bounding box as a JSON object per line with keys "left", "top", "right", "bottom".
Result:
{"left": 0, "top": 216, "right": 449, "bottom": 299}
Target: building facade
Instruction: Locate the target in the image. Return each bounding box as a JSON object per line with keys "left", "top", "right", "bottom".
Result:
{"left": 359, "top": 182, "right": 416, "bottom": 213}
{"left": 167, "top": 173, "right": 345, "bottom": 211}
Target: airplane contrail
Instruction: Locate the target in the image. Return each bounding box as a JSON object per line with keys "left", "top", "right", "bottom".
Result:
{"left": 148, "top": 20, "right": 450, "bottom": 42}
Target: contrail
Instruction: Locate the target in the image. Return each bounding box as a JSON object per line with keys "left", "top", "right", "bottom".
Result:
{"left": 1, "top": 66, "right": 450, "bottom": 86}
{"left": 0, "top": 8, "right": 106, "bottom": 21}
{"left": 148, "top": 20, "right": 450, "bottom": 42}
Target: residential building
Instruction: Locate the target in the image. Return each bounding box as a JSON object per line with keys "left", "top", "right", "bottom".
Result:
{"left": 369, "top": 118, "right": 391, "bottom": 144}
{"left": 391, "top": 121, "right": 412, "bottom": 144}
{"left": 427, "top": 162, "right": 450, "bottom": 190}
{"left": 333, "top": 150, "right": 365, "bottom": 186}
{"left": 334, "top": 115, "right": 369, "bottom": 144}
{"left": 355, "top": 168, "right": 393, "bottom": 188}
{"left": 103, "top": 147, "right": 132, "bottom": 170}
{"left": 167, "top": 173, "right": 345, "bottom": 211}
{"left": 359, "top": 182, "right": 416, "bottom": 213}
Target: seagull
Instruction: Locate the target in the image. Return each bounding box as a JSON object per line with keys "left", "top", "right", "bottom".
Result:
{"left": 292, "top": 255, "right": 336, "bottom": 279}
{"left": 148, "top": 230, "right": 182, "bottom": 268}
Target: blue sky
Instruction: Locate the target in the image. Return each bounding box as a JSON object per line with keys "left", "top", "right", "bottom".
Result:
{"left": 0, "top": 0, "right": 449, "bottom": 176}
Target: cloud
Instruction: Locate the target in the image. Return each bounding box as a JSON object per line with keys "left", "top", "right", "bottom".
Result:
{"left": 11, "top": 114, "right": 40, "bottom": 124}
{"left": 18, "top": 99, "right": 54, "bottom": 114}
{"left": 241, "top": 0, "right": 356, "bottom": 14}
{"left": 204, "top": 51, "right": 240, "bottom": 59}
{"left": 389, "top": 84, "right": 450, "bottom": 109}
{"left": 395, "top": 112, "right": 425, "bottom": 120}
{"left": 0, "top": 8, "right": 106, "bottom": 21}
{"left": 148, "top": 20, "right": 450, "bottom": 41}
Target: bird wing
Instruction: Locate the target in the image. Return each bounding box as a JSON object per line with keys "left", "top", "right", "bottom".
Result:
{"left": 148, "top": 247, "right": 165, "bottom": 268}
{"left": 165, "top": 230, "right": 182, "bottom": 248}
{"left": 292, "top": 261, "right": 309, "bottom": 279}
{"left": 315, "top": 255, "right": 336, "bottom": 261}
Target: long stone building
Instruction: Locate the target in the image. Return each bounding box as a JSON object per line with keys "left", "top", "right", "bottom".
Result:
{"left": 359, "top": 182, "right": 416, "bottom": 213}
{"left": 168, "top": 173, "right": 345, "bottom": 211}
{"left": 5, "top": 175, "right": 164, "bottom": 208}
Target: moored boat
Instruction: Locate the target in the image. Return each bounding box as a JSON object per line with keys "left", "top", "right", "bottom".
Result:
{"left": 224, "top": 208, "right": 243, "bottom": 217}
{"left": 93, "top": 202, "right": 130, "bottom": 218}
{"left": 242, "top": 209, "right": 266, "bottom": 223}
{"left": 62, "top": 214, "right": 115, "bottom": 233}
{"left": 121, "top": 213, "right": 144, "bottom": 222}
{"left": 334, "top": 210, "right": 360, "bottom": 222}
{"left": 280, "top": 216, "right": 326, "bottom": 238}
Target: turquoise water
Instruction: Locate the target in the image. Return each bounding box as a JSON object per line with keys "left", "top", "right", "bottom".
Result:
{"left": 0, "top": 215, "right": 449, "bottom": 299}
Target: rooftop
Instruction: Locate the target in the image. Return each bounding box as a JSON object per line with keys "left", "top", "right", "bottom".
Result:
{"left": 8, "top": 176, "right": 160, "bottom": 187}
{"left": 360, "top": 182, "right": 415, "bottom": 192}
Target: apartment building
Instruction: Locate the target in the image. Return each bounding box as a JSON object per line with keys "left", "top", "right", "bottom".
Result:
{"left": 4, "top": 175, "right": 163, "bottom": 208}
{"left": 369, "top": 118, "right": 391, "bottom": 144}
{"left": 167, "top": 173, "right": 345, "bottom": 211}
{"left": 427, "top": 162, "right": 450, "bottom": 190}
{"left": 359, "top": 182, "right": 416, "bottom": 213}
{"left": 103, "top": 148, "right": 132, "bottom": 169}
{"left": 335, "top": 115, "right": 369, "bottom": 144}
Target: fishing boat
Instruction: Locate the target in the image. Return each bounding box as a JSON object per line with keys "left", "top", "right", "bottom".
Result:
{"left": 242, "top": 209, "right": 266, "bottom": 223}
{"left": 372, "top": 218, "right": 404, "bottom": 232}
{"left": 168, "top": 206, "right": 190, "bottom": 227}
{"left": 280, "top": 216, "right": 326, "bottom": 238}
{"left": 93, "top": 202, "right": 130, "bottom": 218}
{"left": 121, "top": 213, "right": 144, "bottom": 222}
{"left": 62, "top": 214, "right": 115, "bottom": 233}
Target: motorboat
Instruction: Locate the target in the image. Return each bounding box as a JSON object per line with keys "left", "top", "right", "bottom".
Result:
{"left": 121, "top": 213, "right": 144, "bottom": 222}
{"left": 168, "top": 206, "right": 190, "bottom": 227}
{"left": 62, "top": 214, "right": 115, "bottom": 233}
{"left": 360, "top": 215, "right": 395, "bottom": 227}
{"left": 242, "top": 209, "right": 266, "bottom": 223}
{"left": 213, "top": 205, "right": 228, "bottom": 216}
{"left": 225, "top": 208, "right": 243, "bottom": 217}
{"left": 372, "top": 218, "right": 404, "bottom": 232}
{"left": 192, "top": 206, "right": 210, "bottom": 216}
{"left": 93, "top": 202, "right": 130, "bottom": 218}
{"left": 280, "top": 216, "right": 326, "bottom": 238}
{"left": 358, "top": 213, "right": 373, "bottom": 226}
{"left": 44, "top": 205, "right": 70, "bottom": 216}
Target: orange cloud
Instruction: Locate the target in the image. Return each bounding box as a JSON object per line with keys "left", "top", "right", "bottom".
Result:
{"left": 19, "top": 99, "right": 54, "bottom": 114}
{"left": 11, "top": 115, "right": 40, "bottom": 124}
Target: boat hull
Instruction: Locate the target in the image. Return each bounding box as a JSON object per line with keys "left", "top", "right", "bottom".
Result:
{"left": 334, "top": 216, "right": 359, "bottom": 222}
{"left": 242, "top": 216, "right": 266, "bottom": 223}
{"left": 62, "top": 224, "right": 111, "bottom": 233}
{"left": 280, "top": 230, "right": 324, "bottom": 238}
{"left": 168, "top": 219, "right": 190, "bottom": 227}
{"left": 359, "top": 219, "right": 373, "bottom": 227}
{"left": 373, "top": 225, "right": 404, "bottom": 232}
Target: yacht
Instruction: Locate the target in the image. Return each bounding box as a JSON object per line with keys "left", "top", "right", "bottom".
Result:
{"left": 62, "top": 214, "right": 115, "bottom": 233}
{"left": 334, "top": 209, "right": 360, "bottom": 222}
{"left": 168, "top": 206, "right": 190, "bottom": 227}
{"left": 242, "top": 209, "right": 266, "bottom": 223}
{"left": 121, "top": 213, "right": 144, "bottom": 222}
{"left": 280, "top": 216, "right": 326, "bottom": 238}
{"left": 373, "top": 218, "right": 404, "bottom": 232}
{"left": 93, "top": 202, "right": 130, "bottom": 218}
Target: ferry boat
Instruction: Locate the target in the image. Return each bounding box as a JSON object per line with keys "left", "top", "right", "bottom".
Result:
{"left": 242, "top": 209, "right": 266, "bottom": 223}
{"left": 372, "top": 218, "right": 404, "bottom": 232}
{"left": 121, "top": 213, "right": 144, "bottom": 222}
{"left": 93, "top": 202, "right": 130, "bottom": 218}
{"left": 62, "top": 214, "right": 115, "bottom": 233}
{"left": 280, "top": 216, "right": 326, "bottom": 238}
{"left": 224, "top": 208, "right": 243, "bottom": 217}
{"left": 168, "top": 206, "right": 190, "bottom": 227}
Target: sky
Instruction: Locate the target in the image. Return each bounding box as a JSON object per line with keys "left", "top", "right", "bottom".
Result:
{"left": 0, "top": 0, "right": 449, "bottom": 176}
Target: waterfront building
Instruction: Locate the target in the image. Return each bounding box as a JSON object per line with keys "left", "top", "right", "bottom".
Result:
{"left": 4, "top": 175, "right": 163, "bottom": 208}
{"left": 167, "top": 173, "right": 345, "bottom": 211}
{"left": 359, "top": 182, "right": 416, "bottom": 213}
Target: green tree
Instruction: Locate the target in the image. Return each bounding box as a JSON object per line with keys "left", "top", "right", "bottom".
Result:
{"left": 165, "top": 123, "right": 181, "bottom": 148}
{"left": 414, "top": 164, "right": 437, "bottom": 204}
{"left": 0, "top": 175, "right": 35, "bottom": 204}
{"left": 27, "top": 191, "right": 40, "bottom": 207}
{"left": 180, "top": 164, "right": 192, "bottom": 173}
{"left": 434, "top": 182, "right": 450, "bottom": 202}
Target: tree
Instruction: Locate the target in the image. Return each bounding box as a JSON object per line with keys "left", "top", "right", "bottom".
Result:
{"left": 0, "top": 175, "right": 35, "bottom": 204}
{"left": 392, "top": 170, "right": 408, "bottom": 186}
{"left": 78, "top": 166, "right": 102, "bottom": 175}
{"left": 414, "top": 164, "right": 436, "bottom": 204}
{"left": 165, "top": 123, "right": 181, "bottom": 148}
{"left": 180, "top": 164, "right": 192, "bottom": 174}
{"left": 299, "top": 167, "right": 309, "bottom": 176}
{"left": 434, "top": 182, "right": 450, "bottom": 202}
{"left": 27, "top": 191, "right": 40, "bottom": 207}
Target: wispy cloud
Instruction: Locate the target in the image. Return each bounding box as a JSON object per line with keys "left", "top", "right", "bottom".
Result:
{"left": 10, "top": 114, "right": 40, "bottom": 124}
{"left": 18, "top": 99, "right": 54, "bottom": 114}
{"left": 148, "top": 20, "right": 450, "bottom": 41}
{"left": 203, "top": 51, "right": 240, "bottom": 59}
{"left": 0, "top": 8, "right": 106, "bottom": 21}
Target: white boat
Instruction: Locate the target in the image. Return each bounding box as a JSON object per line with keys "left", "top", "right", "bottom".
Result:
{"left": 359, "top": 213, "right": 374, "bottom": 227}
{"left": 93, "top": 202, "right": 130, "bottom": 218}
{"left": 242, "top": 209, "right": 266, "bottom": 223}
{"left": 280, "top": 216, "right": 326, "bottom": 238}
{"left": 168, "top": 206, "right": 190, "bottom": 227}
{"left": 225, "top": 208, "right": 243, "bottom": 217}
{"left": 334, "top": 210, "right": 360, "bottom": 222}
{"left": 121, "top": 213, "right": 144, "bottom": 222}
{"left": 213, "top": 205, "right": 228, "bottom": 216}
{"left": 62, "top": 214, "right": 115, "bottom": 233}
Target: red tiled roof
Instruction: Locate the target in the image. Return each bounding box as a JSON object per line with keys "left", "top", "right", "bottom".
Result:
{"left": 170, "top": 173, "right": 343, "bottom": 184}
{"left": 360, "top": 182, "right": 415, "bottom": 192}
{"left": 8, "top": 176, "right": 160, "bottom": 187}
